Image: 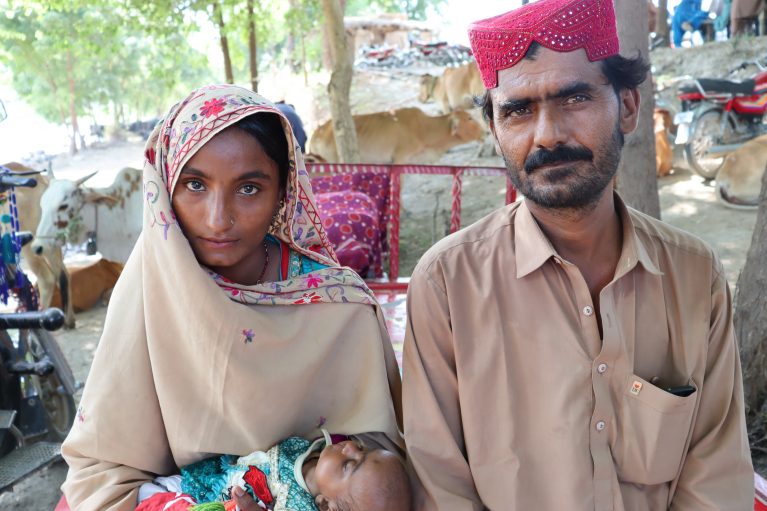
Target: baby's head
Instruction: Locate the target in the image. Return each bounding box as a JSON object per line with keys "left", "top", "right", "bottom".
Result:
{"left": 313, "top": 440, "right": 411, "bottom": 511}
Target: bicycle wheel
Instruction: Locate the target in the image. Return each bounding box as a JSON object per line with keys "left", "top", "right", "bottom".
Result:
{"left": 22, "top": 329, "right": 76, "bottom": 441}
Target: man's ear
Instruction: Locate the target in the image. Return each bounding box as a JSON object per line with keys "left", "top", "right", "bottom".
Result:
{"left": 315, "top": 494, "right": 336, "bottom": 511}
{"left": 618, "top": 87, "right": 641, "bottom": 135}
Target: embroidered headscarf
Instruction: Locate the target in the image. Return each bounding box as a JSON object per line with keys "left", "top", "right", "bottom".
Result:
{"left": 61, "top": 85, "right": 402, "bottom": 511}
{"left": 468, "top": 0, "right": 620, "bottom": 88}
{"left": 144, "top": 84, "right": 376, "bottom": 305}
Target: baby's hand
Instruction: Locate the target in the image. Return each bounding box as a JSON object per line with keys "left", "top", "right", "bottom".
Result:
{"left": 232, "top": 485, "right": 260, "bottom": 511}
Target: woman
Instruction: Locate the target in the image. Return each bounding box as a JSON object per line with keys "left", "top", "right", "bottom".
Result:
{"left": 61, "top": 84, "right": 402, "bottom": 511}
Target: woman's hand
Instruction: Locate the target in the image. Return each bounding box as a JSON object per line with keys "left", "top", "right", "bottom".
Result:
{"left": 232, "top": 486, "right": 261, "bottom": 511}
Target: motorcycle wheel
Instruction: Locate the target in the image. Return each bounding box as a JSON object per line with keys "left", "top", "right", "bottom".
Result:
{"left": 684, "top": 107, "right": 733, "bottom": 180}
{"left": 23, "top": 329, "right": 76, "bottom": 441}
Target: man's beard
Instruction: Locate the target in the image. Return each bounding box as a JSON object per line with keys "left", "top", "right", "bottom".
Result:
{"left": 502, "top": 125, "right": 624, "bottom": 210}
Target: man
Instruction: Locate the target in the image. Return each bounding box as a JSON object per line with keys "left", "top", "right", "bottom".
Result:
{"left": 402, "top": 0, "right": 754, "bottom": 509}
{"left": 671, "top": 0, "right": 710, "bottom": 47}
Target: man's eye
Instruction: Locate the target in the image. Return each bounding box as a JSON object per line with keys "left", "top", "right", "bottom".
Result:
{"left": 566, "top": 94, "right": 589, "bottom": 104}
{"left": 239, "top": 184, "right": 258, "bottom": 195}
{"left": 185, "top": 180, "right": 204, "bottom": 192}
{"left": 508, "top": 107, "right": 530, "bottom": 117}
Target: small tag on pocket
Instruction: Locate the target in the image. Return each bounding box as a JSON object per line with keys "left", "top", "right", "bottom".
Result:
{"left": 630, "top": 380, "right": 643, "bottom": 395}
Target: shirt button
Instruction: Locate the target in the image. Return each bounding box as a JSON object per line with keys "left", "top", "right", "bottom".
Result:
{"left": 595, "top": 420, "right": 606, "bottom": 432}
{"left": 597, "top": 363, "right": 608, "bottom": 374}
{"left": 583, "top": 306, "right": 593, "bottom": 316}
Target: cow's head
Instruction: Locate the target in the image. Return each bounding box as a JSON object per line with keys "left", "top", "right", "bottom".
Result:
{"left": 449, "top": 110, "right": 484, "bottom": 143}
{"left": 32, "top": 171, "right": 115, "bottom": 255}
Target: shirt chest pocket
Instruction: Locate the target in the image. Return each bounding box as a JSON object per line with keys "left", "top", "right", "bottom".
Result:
{"left": 610, "top": 374, "right": 697, "bottom": 485}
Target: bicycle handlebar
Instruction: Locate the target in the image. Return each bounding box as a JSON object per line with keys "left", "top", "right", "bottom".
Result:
{"left": 0, "top": 175, "right": 37, "bottom": 189}
{"left": 0, "top": 308, "right": 65, "bottom": 331}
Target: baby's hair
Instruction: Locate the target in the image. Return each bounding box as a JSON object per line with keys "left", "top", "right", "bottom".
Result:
{"left": 337, "top": 457, "right": 412, "bottom": 511}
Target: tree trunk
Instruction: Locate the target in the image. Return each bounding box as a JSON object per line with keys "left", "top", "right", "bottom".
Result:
{"left": 213, "top": 2, "right": 234, "bottom": 84}
{"left": 247, "top": 0, "right": 258, "bottom": 92}
{"left": 66, "top": 50, "right": 80, "bottom": 155}
{"left": 656, "top": 0, "right": 670, "bottom": 47}
{"left": 613, "top": 0, "right": 661, "bottom": 218}
{"left": 320, "top": 0, "right": 360, "bottom": 163}
{"left": 735, "top": 167, "right": 767, "bottom": 454}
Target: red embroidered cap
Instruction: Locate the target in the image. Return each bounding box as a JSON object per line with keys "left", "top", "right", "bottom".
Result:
{"left": 468, "top": 0, "right": 620, "bottom": 89}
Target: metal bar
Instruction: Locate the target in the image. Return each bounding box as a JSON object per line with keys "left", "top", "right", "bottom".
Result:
{"left": 389, "top": 166, "right": 402, "bottom": 282}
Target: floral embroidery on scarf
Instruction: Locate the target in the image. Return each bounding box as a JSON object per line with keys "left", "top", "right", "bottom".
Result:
{"left": 293, "top": 292, "right": 322, "bottom": 304}
{"left": 304, "top": 274, "right": 322, "bottom": 288}
{"left": 316, "top": 416, "right": 326, "bottom": 428}
{"left": 200, "top": 97, "right": 227, "bottom": 118}
{"left": 76, "top": 406, "right": 85, "bottom": 423}
{"left": 242, "top": 329, "right": 255, "bottom": 343}
{"left": 145, "top": 180, "right": 177, "bottom": 239}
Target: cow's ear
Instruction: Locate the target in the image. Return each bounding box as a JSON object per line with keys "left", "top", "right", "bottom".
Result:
{"left": 84, "top": 191, "right": 119, "bottom": 206}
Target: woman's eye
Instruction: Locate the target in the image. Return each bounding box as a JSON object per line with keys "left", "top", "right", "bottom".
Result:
{"left": 239, "top": 184, "right": 258, "bottom": 196}
{"left": 185, "top": 180, "right": 204, "bottom": 192}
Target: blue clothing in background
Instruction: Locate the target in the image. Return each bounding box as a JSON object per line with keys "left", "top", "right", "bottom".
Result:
{"left": 673, "top": 0, "right": 710, "bottom": 46}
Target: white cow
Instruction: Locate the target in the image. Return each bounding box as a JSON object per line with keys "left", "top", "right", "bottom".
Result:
{"left": 33, "top": 167, "right": 143, "bottom": 325}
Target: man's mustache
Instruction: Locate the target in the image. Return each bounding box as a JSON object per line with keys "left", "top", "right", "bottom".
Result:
{"left": 524, "top": 145, "right": 594, "bottom": 174}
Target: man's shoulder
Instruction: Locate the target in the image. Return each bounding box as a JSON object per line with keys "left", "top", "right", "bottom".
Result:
{"left": 414, "top": 202, "right": 520, "bottom": 277}
{"left": 628, "top": 206, "right": 720, "bottom": 271}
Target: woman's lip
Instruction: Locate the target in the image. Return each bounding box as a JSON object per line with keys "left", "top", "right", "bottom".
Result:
{"left": 199, "top": 237, "right": 239, "bottom": 246}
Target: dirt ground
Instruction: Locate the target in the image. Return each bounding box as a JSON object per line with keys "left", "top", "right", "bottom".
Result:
{"left": 1, "top": 51, "right": 763, "bottom": 509}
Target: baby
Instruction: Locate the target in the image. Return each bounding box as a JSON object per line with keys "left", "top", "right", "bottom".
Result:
{"left": 136, "top": 430, "right": 411, "bottom": 511}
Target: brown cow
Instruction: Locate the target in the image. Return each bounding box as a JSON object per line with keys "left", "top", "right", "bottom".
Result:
{"left": 654, "top": 108, "right": 674, "bottom": 177}
{"left": 419, "top": 62, "right": 484, "bottom": 113}
{"left": 715, "top": 134, "right": 767, "bottom": 209}
{"left": 51, "top": 257, "right": 123, "bottom": 312}
{"left": 308, "top": 107, "right": 485, "bottom": 164}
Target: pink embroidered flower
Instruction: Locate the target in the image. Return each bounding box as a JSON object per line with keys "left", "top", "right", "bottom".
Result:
{"left": 200, "top": 97, "right": 227, "bottom": 118}
{"left": 305, "top": 274, "right": 322, "bottom": 288}
{"left": 242, "top": 329, "right": 254, "bottom": 343}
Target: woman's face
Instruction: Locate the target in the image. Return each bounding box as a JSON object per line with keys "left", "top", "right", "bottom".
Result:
{"left": 172, "top": 126, "right": 283, "bottom": 284}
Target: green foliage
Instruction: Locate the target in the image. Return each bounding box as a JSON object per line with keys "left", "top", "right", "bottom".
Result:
{"left": 347, "top": 0, "right": 445, "bottom": 20}
{"left": 0, "top": 0, "right": 211, "bottom": 129}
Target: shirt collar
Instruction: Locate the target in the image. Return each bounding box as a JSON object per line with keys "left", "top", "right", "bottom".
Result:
{"left": 514, "top": 193, "right": 662, "bottom": 279}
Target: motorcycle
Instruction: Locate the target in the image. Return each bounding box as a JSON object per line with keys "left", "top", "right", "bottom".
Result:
{"left": 0, "top": 99, "right": 76, "bottom": 493}
{"left": 674, "top": 59, "right": 767, "bottom": 179}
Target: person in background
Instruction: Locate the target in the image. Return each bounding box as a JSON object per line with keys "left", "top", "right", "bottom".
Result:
{"left": 275, "top": 100, "right": 308, "bottom": 154}
{"left": 672, "top": 0, "right": 711, "bottom": 47}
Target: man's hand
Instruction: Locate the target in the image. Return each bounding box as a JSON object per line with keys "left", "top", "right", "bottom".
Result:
{"left": 232, "top": 485, "right": 260, "bottom": 511}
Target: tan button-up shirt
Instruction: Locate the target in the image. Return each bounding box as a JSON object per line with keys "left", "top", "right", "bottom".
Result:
{"left": 403, "top": 196, "right": 754, "bottom": 511}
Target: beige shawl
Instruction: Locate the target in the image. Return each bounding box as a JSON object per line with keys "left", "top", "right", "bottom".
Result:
{"left": 61, "top": 85, "right": 402, "bottom": 511}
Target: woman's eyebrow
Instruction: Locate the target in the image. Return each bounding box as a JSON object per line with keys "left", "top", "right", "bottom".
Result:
{"left": 180, "top": 167, "right": 271, "bottom": 180}
{"left": 181, "top": 166, "right": 207, "bottom": 178}
{"left": 238, "top": 170, "right": 272, "bottom": 181}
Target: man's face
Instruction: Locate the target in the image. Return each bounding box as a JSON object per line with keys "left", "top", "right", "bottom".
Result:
{"left": 489, "top": 47, "right": 639, "bottom": 210}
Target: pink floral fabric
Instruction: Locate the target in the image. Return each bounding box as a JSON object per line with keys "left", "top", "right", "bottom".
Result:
{"left": 311, "top": 172, "right": 390, "bottom": 278}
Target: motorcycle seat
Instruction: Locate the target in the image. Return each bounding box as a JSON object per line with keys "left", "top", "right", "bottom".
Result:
{"left": 679, "top": 78, "right": 756, "bottom": 95}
